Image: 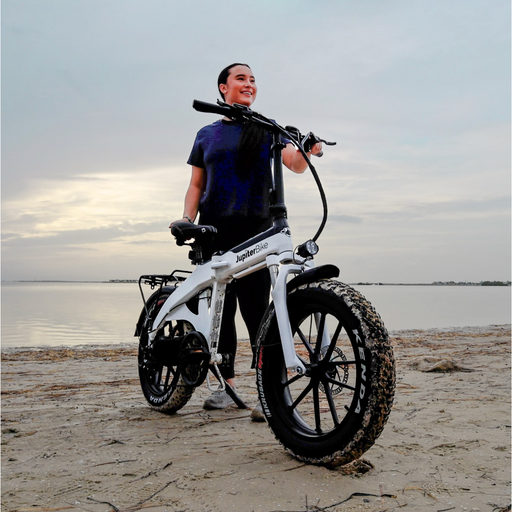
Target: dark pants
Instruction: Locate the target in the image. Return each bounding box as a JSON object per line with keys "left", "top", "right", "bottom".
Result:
{"left": 219, "top": 268, "right": 271, "bottom": 379}
{"left": 199, "top": 216, "right": 272, "bottom": 380}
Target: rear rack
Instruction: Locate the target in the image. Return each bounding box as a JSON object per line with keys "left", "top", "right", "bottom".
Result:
{"left": 138, "top": 270, "right": 192, "bottom": 320}
{"left": 138, "top": 270, "right": 192, "bottom": 290}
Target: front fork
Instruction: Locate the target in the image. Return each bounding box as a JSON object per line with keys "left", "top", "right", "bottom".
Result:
{"left": 268, "top": 257, "right": 332, "bottom": 373}
{"left": 206, "top": 260, "right": 313, "bottom": 386}
{"left": 267, "top": 256, "right": 308, "bottom": 374}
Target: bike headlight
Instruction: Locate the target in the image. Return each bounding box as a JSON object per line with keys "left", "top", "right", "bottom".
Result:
{"left": 306, "top": 240, "right": 319, "bottom": 255}
{"left": 297, "top": 240, "right": 319, "bottom": 258}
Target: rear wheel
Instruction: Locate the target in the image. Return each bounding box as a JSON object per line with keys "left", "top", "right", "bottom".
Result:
{"left": 256, "top": 280, "right": 395, "bottom": 465}
{"left": 138, "top": 290, "right": 195, "bottom": 414}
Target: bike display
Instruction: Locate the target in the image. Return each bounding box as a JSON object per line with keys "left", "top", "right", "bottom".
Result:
{"left": 135, "top": 100, "right": 396, "bottom": 466}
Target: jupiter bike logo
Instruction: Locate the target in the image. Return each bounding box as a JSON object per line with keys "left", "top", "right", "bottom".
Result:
{"left": 236, "top": 242, "right": 269, "bottom": 263}
{"left": 353, "top": 329, "right": 367, "bottom": 414}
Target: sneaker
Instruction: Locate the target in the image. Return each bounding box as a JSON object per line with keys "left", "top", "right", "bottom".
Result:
{"left": 203, "top": 389, "right": 235, "bottom": 410}
{"left": 250, "top": 402, "right": 266, "bottom": 422}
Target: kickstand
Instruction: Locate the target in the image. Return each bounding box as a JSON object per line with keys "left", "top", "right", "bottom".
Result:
{"left": 210, "top": 364, "right": 249, "bottom": 410}
{"left": 225, "top": 381, "right": 249, "bottom": 410}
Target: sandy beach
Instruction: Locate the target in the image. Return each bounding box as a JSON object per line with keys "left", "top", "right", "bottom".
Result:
{"left": 2, "top": 325, "right": 510, "bottom": 512}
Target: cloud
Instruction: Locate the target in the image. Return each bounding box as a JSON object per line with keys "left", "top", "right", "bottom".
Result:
{"left": 2, "top": 220, "right": 169, "bottom": 247}
{"left": 2, "top": 0, "right": 510, "bottom": 282}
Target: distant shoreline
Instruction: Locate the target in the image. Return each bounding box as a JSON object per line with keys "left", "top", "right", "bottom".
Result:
{"left": 2, "top": 280, "right": 510, "bottom": 286}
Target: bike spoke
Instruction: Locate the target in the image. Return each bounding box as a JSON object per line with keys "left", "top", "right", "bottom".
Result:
{"left": 282, "top": 372, "right": 305, "bottom": 389}
{"left": 291, "top": 381, "right": 313, "bottom": 410}
{"left": 323, "top": 380, "right": 340, "bottom": 426}
{"left": 314, "top": 313, "right": 327, "bottom": 355}
{"left": 313, "top": 383, "right": 322, "bottom": 433}
{"left": 322, "top": 320, "right": 343, "bottom": 362}
{"left": 163, "top": 366, "right": 171, "bottom": 390}
{"left": 296, "top": 326, "right": 315, "bottom": 356}
{"left": 326, "top": 375, "right": 356, "bottom": 392}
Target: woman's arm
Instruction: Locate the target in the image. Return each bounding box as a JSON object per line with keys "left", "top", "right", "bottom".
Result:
{"left": 181, "top": 166, "right": 206, "bottom": 222}
{"left": 282, "top": 142, "right": 322, "bottom": 174}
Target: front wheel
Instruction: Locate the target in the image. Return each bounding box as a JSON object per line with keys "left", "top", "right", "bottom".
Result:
{"left": 256, "top": 280, "right": 395, "bottom": 465}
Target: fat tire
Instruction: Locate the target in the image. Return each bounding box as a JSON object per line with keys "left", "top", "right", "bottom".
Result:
{"left": 138, "top": 290, "right": 194, "bottom": 414}
{"left": 256, "top": 280, "right": 395, "bottom": 465}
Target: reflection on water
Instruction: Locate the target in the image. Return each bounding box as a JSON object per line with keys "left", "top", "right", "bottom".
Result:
{"left": 1, "top": 282, "right": 510, "bottom": 348}
{"left": 353, "top": 284, "right": 511, "bottom": 331}
{"left": 2, "top": 282, "right": 142, "bottom": 348}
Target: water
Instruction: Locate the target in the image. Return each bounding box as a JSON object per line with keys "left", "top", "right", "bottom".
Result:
{"left": 353, "top": 284, "right": 511, "bottom": 331}
{"left": 1, "top": 282, "right": 144, "bottom": 349}
{"left": 1, "top": 282, "right": 510, "bottom": 349}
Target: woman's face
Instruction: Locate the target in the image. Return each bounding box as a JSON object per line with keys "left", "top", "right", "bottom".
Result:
{"left": 219, "top": 65, "right": 257, "bottom": 106}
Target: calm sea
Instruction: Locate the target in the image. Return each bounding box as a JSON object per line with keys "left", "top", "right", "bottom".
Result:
{"left": 1, "top": 281, "right": 510, "bottom": 349}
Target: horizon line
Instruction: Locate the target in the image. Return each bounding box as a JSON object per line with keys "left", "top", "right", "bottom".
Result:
{"left": 2, "top": 279, "right": 510, "bottom": 286}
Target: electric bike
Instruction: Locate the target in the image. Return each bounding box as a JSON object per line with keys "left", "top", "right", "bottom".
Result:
{"left": 135, "top": 100, "right": 395, "bottom": 466}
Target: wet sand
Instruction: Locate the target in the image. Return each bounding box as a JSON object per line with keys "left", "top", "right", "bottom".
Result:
{"left": 1, "top": 325, "right": 510, "bottom": 512}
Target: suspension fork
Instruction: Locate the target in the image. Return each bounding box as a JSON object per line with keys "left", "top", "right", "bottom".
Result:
{"left": 268, "top": 258, "right": 307, "bottom": 375}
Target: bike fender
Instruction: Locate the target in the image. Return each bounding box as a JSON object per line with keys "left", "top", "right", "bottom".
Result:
{"left": 135, "top": 286, "right": 177, "bottom": 337}
{"left": 286, "top": 264, "right": 340, "bottom": 292}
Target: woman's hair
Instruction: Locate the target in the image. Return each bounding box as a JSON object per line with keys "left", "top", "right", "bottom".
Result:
{"left": 217, "top": 63, "right": 268, "bottom": 178}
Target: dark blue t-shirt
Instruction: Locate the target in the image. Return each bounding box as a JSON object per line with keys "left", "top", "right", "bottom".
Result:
{"left": 187, "top": 119, "right": 274, "bottom": 224}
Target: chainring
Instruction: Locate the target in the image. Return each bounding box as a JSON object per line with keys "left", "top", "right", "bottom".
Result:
{"left": 178, "top": 331, "right": 210, "bottom": 387}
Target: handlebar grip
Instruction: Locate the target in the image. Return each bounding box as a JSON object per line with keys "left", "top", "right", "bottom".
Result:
{"left": 193, "top": 100, "right": 233, "bottom": 117}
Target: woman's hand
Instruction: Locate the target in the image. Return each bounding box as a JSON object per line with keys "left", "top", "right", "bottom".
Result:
{"left": 310, "top": 142, "right": 323, "bottom": 156}
{"left": 169, "top": 216, "right": 193, "bottom": 229}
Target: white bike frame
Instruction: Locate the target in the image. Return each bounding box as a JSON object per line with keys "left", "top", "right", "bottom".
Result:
{"left": 149, "top": 225, "right": 314, "bottom": 377}
{"left": 145, "top": 99, "right": 335, "bottom": 387}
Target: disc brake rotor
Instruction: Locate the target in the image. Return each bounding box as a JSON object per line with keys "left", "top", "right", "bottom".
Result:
{"left": 318, "top": 346, "right": 349, "bottom": 396}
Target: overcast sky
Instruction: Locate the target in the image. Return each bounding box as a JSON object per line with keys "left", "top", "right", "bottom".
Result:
{"left": 2, "top": 0, "right": 510, "bottom": 283}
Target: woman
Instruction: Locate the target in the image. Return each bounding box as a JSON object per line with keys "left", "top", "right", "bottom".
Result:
{"left": 176, "top": 63, "right": 321, "bottom": 417}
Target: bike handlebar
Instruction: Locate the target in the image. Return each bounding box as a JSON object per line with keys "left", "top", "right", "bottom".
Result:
{"left": 192, "top": 99, "right": 336, "bottom": 245}
{"left": 192, "top": 100, "right": 234, "bottom": 118}
{"left": 192, "top": 100, "right": 336, "bottom": 154}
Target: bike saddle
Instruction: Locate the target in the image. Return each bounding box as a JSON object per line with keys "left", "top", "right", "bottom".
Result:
{"left": 170, "top": 221, "right": 217, "bottom": 246}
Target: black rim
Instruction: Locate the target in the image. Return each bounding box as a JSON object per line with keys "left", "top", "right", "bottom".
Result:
{"left": 268, "top": 303, "right": 363, "bottom": 438}
{"left": 139, "top": 347, "right": 180, "bottom": 397}
{"left": 139, "top": 295, "right": 181, "bottom": 398}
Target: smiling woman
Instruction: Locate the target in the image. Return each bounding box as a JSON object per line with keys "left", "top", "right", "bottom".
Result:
{"left": 171, "top": 62, "right": 323, "bottom": 411}
{"left": 217, "top": 62, "right": 257, "bottom": 105}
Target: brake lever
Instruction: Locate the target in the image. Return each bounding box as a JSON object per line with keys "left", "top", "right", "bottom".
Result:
{"left": 302, "top": 132, "right": 337, "bottom": 157}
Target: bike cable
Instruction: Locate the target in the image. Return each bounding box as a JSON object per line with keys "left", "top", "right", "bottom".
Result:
{"left": 268, "top": 119, "right": 329, "bottom": 244}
